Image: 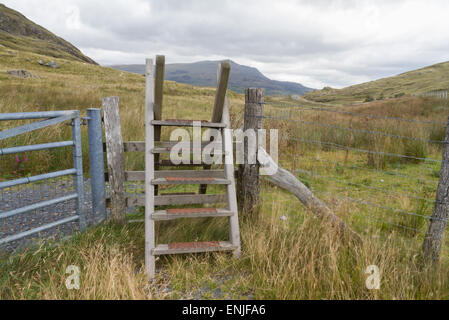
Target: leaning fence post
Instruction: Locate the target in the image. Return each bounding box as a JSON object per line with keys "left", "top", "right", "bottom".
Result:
{"left": 72, "top": 111, "right": 86, "bottom": 231}
{"left": 422, "top": 116, "right": 449, "bottom": 262}
{"left": 102, "top": 97, "right": 126, "bottom": 223}
{"left": 237, "top": 88, "right": 265, "bottom": 217}
{"left": 87, "top": 108, "right": 107, "bottom": 222}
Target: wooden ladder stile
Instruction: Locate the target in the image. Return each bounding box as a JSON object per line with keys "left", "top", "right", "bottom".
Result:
{"left": 144, "top": 57, "right": 241, "bottom": 279}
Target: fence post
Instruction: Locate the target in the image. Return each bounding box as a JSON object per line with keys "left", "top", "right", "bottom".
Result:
{"left": 87, "top": 108, "right": 107, "bottom": 222}
{"left": 72, "top": 111, "right": 86, "bottom": 231}
{"left": 237, "top": 88, "right": 265, "bottom": 217}
{"left": 102, "top": 97, "right": 126, "bottom": 223}
{"left": 422, "top": 116, "right": 449, "bottom": 262}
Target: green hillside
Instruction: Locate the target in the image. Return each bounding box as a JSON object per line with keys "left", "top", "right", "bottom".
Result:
{"left": 304, "top": 60, "right": 449, "bottom": 104}
{"left": 0, "top": 4, "right": 96, "bottom": 64}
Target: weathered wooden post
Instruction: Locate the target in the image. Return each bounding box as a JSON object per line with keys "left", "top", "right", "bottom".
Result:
{"left": 237, "top": 88, "right": 265, "bottom": 217}
{"left": 102, "top": 96, "right": 126, "bottom": 223}
{"left": 422, "top": 117, "right": 449, "bottom": 262}
{"left": 199, "top": 61, "right": 231, "bottom": 194}
{"left": 153, "top": 55, "right": 165, "bottom": 196}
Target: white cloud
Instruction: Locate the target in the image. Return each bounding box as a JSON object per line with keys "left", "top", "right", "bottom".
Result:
{"left": 3, "top": 0, "right": 449, "bottom": 88}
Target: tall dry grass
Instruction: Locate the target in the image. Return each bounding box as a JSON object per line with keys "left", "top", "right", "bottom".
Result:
{"left": 1, "top": 190, "right": 448, "bottom": 299}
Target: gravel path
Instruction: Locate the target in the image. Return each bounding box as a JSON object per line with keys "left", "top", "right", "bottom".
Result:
{"left": 0, "top": 177, "right": 104, "bottom": 253}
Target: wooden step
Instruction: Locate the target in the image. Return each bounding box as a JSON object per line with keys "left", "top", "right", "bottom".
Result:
{"left": 152, "top": 208, "right": 233, "bottom": 220}
{"left": 125, "top": 170, "right": 226, "bottom": 181}
{"left": 127, "top": 193, "right": 227, "bottom": 206}
{"left": 152, "top": 177, "right": 231, "bottom": 185}
{"left": 158, "top": 160, "right": 204, "bottom": 167}
{"left": 152, "top": 241, "right": 237, "bottom": 255}
{"left": 151, "top": 119, "right": 226, "bottom": 128}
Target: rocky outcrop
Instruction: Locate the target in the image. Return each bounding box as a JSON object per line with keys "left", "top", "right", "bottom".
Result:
{"left": 6, "top": 69, "right": 39, "bottom": 78}
{"left": 38, "top": 60, "right": 60, "bottom": 69}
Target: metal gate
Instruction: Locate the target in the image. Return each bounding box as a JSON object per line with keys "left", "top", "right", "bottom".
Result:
{"left": 0, "top": 111, "right": 86, "bottom": 247}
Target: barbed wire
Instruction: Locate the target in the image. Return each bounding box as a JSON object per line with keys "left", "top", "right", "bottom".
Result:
{"left": 297, "top": 156, "right": 438, "bottom": 185}
{"left": 316, "top": 191, "right": 447, "bottom": 222}
{"left": 293, "top": 168, "right": 437, "bottom": 204}
{"left": 261, "top": 116, "right": 446, "bottom": 144}
{"left": 263, "top": 102, "right": 448, "bottom": 125}
{"left": 246, "top": 100, "right": 449, "bottom": 237}
{"left": 291, "top": 138, "right": 443, "bottom": 163}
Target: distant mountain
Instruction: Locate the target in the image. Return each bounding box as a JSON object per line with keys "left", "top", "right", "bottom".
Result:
{"left": 304, "top": 60, "right": 449, "bottom": 104}
{"left": 0, "top": 4, "right": 97, "bottom": 64}
{"left": 110, "top": 60, "right": 313, "bottom": 95}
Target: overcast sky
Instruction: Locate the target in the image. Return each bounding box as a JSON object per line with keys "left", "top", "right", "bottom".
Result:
{"left": 3, "top": 0, "right": 449, "bottom": 89}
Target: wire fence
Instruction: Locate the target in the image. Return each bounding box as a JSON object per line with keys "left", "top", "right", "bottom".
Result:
{"left": 259, "top": 100, "right": 448, "bottom": 240}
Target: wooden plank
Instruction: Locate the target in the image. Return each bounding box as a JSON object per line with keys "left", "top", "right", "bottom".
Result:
{"left": 154, "top": 55, "right": 165, "bottom": 122}
{"left": 152, "top": 208, "right": 232, "bottom": 220}
{"left": 125, "top": 171, "right": 145, "bottom": 181}
{"left": 126, "top": 193, "right": 227, "bottom": 206}
{"left": 105, "top": 141, "right": 224, "bottom": 152}
{"left": 155, "top": 141, "right": 223, "bottom": 148}
{"left": 200, "top": 61, "right": 230, "bottom": 194}
{"left": 144, "top": 58, "right": 156, "bottom": 279}
{"left": 237, "top": 88, "right": 264, "bottom": 216}
{"left": 154, "top": 55, "right": 165, "bottom": 196}
{"left": 103, "top": 141, "right": 145, "bottom": 152}
{"left": 158, "top": 160, "right": 203, "bottom": 167}
{"left": 151, "top": 120, "right": 225, "bottom": 128}
{"left": 157, "top": 194, "right": 226, "bottom": 206}
{"left": 151, "top": 147, "right": 226, "bottom": 155}
{"left": 152, "top": 177, "right": 230, "bottom": 185}
{"left": 126, "top": 170, "right": 225, "bottom": 181}
{"left": 422, "top": 116, "right": 449, "bottom": 262}
{"left": 102, "top": 96, "right": 126, "bottom": 223}
{"left": 211, "top": 61, "right": 231, "bottom": 123}
{"left": 222, "top": 98, "right": 241, "bottom": 258}
{"left": 124, "top": 141, "right": 145, "bottom": 152}
{"left": 152, "top": 241, "right": 236, "bottom": 255}
{"left": 157, "top": 170, "right": 225, "bottom": 178}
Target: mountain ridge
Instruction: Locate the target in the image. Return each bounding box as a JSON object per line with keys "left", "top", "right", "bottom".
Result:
{"left": 110, "top": 60, "right": 313, "bottom": 96}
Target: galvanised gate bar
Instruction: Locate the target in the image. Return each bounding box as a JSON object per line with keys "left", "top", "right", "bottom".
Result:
{"left": 0, "top": 111, "right": 86, "bottom": 245}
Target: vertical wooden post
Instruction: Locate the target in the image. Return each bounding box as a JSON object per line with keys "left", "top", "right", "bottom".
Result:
{"left": 154, "top": 55, "right": 165, "bottom": 195}
{"left": 237, "top": 88, "right": 265, "bottom": 217}
{"left": 222, "top": 97, "right": 241, "bottom": 258}
{"left": 102, "top": 96, "right": 126, "bottom": 223}
{"left": 422, "top": 116, "right": 449, "bottom": 262}
{"left": 211, "top": 61, "right": 231, "bottom": 123}
{"left": 200, "top": 61, "right": 231, "bottom": 194}
{"left": 145, "top": 58, "right": 156, "bottom": 279}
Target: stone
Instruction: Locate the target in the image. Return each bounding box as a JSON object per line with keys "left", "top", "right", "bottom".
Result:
{"left": 37, "top": 60, "right": 60, "bottom": 68}
{"left": 6, "top": 69, "right": 39, "bottom": 79}
{"left": 45, "top": 61, "right": 60, "bottom": 68}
